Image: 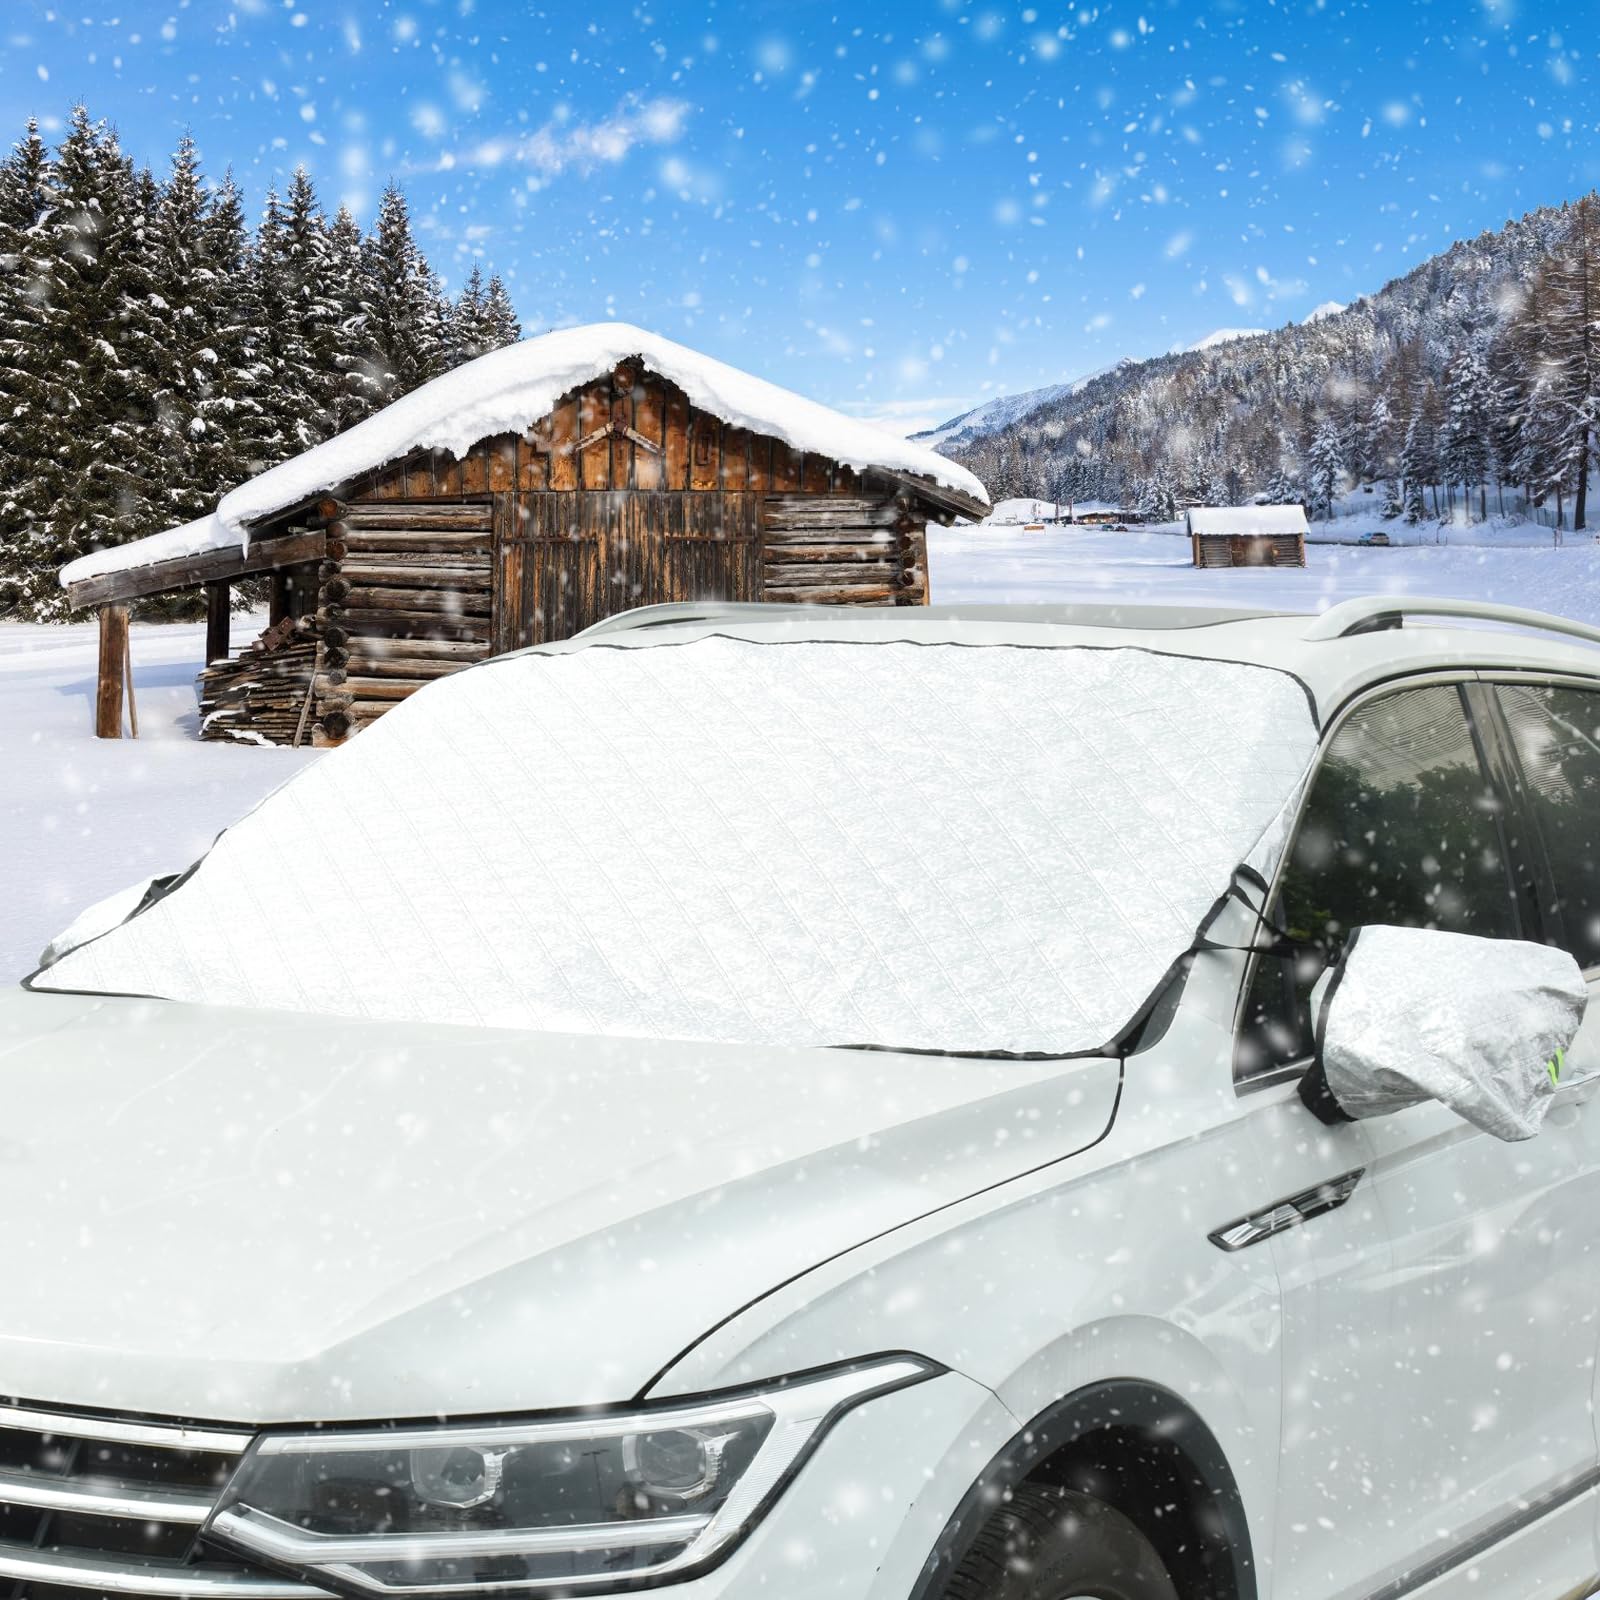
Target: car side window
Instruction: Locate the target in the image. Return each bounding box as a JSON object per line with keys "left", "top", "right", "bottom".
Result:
{"left": 1494, "top": 682, "right": 1600, "bottom": 971}
{"left": 1236, "top": 682, "right": 1526, "bottom": 1079}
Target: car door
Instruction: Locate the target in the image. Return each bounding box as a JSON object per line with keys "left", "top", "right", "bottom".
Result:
{"left": 1485, "top": 674, "right": 1600, "bottom": 1578}
{"left": 1233, "top": 675, "right": 1600, "bottom": 1600}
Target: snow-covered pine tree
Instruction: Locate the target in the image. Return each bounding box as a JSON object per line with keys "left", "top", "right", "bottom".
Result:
{"left": 362, "top": 183, "right": 448, "bottom": 402}
{"left": 325, "top": 203, "right": 382, "bottom": 429}
{"left": 1364, "top": 394, "right": 1398, "bottom": 485}
{"left": 448, "top": 264, "right": 489, "bottom": 366}
{"left": 276, "top": 167, "right": 343, "bottom": 451}
{"left": 445, "top": 266, "right": 520, "bottom": 365}
{"left": 1529, "top": 196, "right": 1600, "bottom": 530}
{"left": 1306, "top": 423, "right": 1343, "bottom": 521}
{"left": 148, "top": 133, "right": 220, "bottom": 531}
{"left": 0, "top": 117, "right": 51, "bottom": 614}
{"left": 240, "top": 185, "right": 295, "bottom": 471}
{"left": 17, "top": 110, "right": 166, "bottom": 617}
{"left": 1260, "top": 464, "right": 1300, "bottom": 506}
{"left": 1400, "top": 411, "right": 1436, "bottom": 526}
{"left": 482, "top": 272, "right": 521, "bottom": 346}
{"left": 1139, "top": 468, "right": 1178, "bottom": 523}
{"left": 1440, "top": 342, "right": 1493, "bottom": 521}
{"left": 193, "top": 170, "right": 263, "bottom": 493}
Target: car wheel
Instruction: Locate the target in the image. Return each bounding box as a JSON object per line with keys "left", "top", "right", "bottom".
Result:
{"left": 938, "top": 1483, "right": 1179, "bottom": 1600}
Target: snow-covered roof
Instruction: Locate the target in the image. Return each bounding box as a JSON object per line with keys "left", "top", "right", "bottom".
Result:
{"left": 1187, "top": 504, "right": 1308, "bottom": 537}
{"left": 60, "top": 323, "right": 988, "bottom": 590}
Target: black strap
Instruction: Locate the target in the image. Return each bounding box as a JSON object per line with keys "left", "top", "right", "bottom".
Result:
{"left": 1190, "top": 867, "right": 1320, "bottom": 961}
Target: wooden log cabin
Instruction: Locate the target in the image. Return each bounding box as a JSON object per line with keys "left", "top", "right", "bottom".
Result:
{"left": 1186, "top": 503, "right": 1308, "bottom": 569}
{"left": 59, "top": 325, "right": 989, "bottom": 745}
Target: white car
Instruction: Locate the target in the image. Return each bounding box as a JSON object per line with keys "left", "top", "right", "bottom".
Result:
{"left": 4, "top": 594, "right": 1600, "bottom": 1600}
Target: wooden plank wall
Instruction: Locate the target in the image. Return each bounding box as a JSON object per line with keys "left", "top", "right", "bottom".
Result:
{"left": 1193, "top": 533, "right": 1306, "bottom": 570}
{"left": 499, "top": 492, "right": 760, "bottom": 651}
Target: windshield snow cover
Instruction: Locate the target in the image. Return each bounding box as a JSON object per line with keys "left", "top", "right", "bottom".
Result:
{"left": 36, "top": 637, "right": 1319, "bottom": 1055}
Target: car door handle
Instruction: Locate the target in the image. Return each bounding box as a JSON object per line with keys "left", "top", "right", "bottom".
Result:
{"left": 1208, "top": 1168, "right": 1365, "bottom": 1252}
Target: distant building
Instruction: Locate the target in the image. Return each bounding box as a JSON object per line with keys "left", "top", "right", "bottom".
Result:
{"left": 1186, "top": 504, "right": 1307, "bottom": 568}
{"left": 1073, "top": 506, "right": 1142, "bottom": 527}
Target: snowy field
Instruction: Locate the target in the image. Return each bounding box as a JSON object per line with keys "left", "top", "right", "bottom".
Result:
{"left": 2, "top": 613, "right": 316, "bottom": 982}
{"left": 931, "top": 520, "right": 1600, "bottom": 615}
{"left": 6, "top": 525, "right": 1600, "bottom": 981}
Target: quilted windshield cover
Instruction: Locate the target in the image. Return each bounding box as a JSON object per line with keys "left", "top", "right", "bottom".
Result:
{"left": 38, "top": 638, "right": 1320, "bottom": 1054}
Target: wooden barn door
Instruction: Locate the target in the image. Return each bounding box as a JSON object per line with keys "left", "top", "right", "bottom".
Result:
{"left": 657, "top": 492, "right": 760, "bottom": 610}
{"left": 497, "top": 494, "right": 604, "bottom": 650}
{"left": 501, "top": 492, "right": 760, "bottom": 649}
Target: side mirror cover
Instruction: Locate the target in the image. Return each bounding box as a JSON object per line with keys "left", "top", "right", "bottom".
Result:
{"left": 1297, "top": 924, "right": 1587, "bottom": 1141}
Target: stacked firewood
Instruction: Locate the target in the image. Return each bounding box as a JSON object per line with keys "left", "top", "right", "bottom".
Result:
{"left": 313, "top": 502, "right": 494, "bottom": 744}
{"left": 197, "top": 616, "right": 319, "bottom": 746}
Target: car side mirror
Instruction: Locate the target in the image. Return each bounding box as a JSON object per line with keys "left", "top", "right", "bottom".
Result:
{"left": 1297, "top": 924, "right": 1588, "bottom": 1141}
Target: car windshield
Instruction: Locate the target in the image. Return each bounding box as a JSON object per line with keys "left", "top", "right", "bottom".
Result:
{"left": 34, "top": 634, "right": 1320, "bottom": 1057}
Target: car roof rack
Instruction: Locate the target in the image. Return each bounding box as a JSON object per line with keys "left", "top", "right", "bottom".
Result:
{"left": 577, "top": 599, "right": 1296, "bottom": 642}
{"left": 575, "top": 602, "right": 805, "bottom": 639}
{"left": 1304, "top": 596, "right": 1600, "bottom": 652}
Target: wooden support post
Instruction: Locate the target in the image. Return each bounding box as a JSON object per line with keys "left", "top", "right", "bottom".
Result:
{"left": 269, "top": 571, "right": 291, "bottom": 626}
{"left": 95, "top": 604, "right": 129, "bottom": 739}
{"left": 205, "top": 580, "right": 231, "bottom": 664}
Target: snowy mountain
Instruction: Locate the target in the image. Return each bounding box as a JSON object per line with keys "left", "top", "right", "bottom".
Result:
{"left": 916, "top": 362, "right": 1132, "bottom": 450}
{"left": 1173, "top": 327, "right": 1268, "bottom": 353}
{"left": 930, "top": 196, "right": 1587, "bottom": 513}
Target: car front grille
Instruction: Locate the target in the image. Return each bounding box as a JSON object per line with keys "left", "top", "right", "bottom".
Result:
{"left": 0, "top": 1403, "right": 325, "bottom": 1600}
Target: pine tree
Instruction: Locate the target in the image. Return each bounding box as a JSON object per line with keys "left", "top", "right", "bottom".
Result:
{"left": 1401, "top": 412, "right": 1435, "bottom": 525}
{"left": 241, "top": 185, "right": 294, "bottom": 470}
{"left": 447, "top": 265, "right": 521, "bottom": 365}
{"left": 1364, "top": 393, "right": 1399, "bottom": 485}
{"left": 1261, "top": 464, "right": 1300, "bottom": 506}
{"left": 1532, "top": 196, "right": 1600, "bottom": 530}
{"left": 1138, "top": 467, "right": 1178, "bottom": 522}
{"left": 326, "top": 203, "right": 382, "bottom": 428}
{"left": 1306, "top": 423, "right": 1343, "bottom": 520}
{"left": 193, "top": 170, "right": 262, "bottom": 493}
{"left": 17, "top": 110, "right": 165, "bottom": 617}
{"left": 275, "top": 168, "right": 342, "bottom": 449}
{"left": 482, "top": 272, "right": 521, "bottom": 346}
{"left": 1440, "top": 343, "right": 1493, "bottom": 521}
{"left": 148, "top": 133, "right": 217, "bottom": 526}
{"left": 448, "top": 264, "right": 489, "bottom": 366}
{"left": 363, "top": 183, "right": 446, "bottom": 401}
{"left": 0, "top": 118, "right": 51, "bottom": 613}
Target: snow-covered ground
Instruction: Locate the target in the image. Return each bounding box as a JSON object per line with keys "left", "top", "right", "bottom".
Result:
{"left": 7, "top": 526, "right": 1600, "bottom": 981}
{"left": 929, "top": 520, "right": 1600, "bottom": 617}
{"left": 1, "top": 613, "right": 316, "bottom": 980}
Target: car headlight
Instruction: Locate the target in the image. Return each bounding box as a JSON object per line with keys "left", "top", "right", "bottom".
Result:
{"left": 203, "top": 1356, "right": 936, "bottom": 1596}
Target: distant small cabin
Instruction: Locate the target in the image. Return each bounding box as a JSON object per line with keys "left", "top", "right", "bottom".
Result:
{"left": 1073, "top": 507, "right": 1142, "bottom": 527}
{"left": 1187, "top": 504, "right": 1307, "bottom": 569}
{"left": 61, "top": 325, "right": 988, "bottom": 746}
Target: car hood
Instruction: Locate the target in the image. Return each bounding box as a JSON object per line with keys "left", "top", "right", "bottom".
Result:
{"left": 0, "top": 989, "right": 1119, "bottom": 1423}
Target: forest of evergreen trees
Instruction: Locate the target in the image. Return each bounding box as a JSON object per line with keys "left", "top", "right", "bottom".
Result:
{"left": 0, "top": 106, "right": 522, "bottom": 621}
{"left": 948, "top": 195, "right": 1600, "bottom": 535}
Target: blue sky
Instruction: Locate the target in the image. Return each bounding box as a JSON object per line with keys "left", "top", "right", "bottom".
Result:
{"left": 3, "top": 0, "right": 1598, "bottom": 434}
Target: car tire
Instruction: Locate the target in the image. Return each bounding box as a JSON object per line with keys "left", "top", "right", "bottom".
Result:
{"left": 938, "top": 1483, "right": 1180, "bottom": 1600}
